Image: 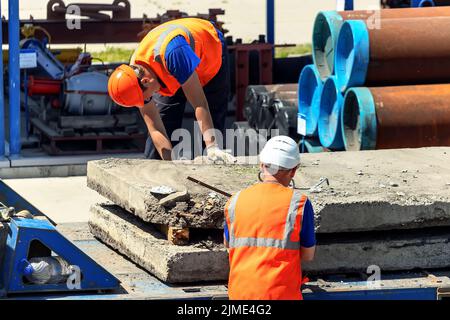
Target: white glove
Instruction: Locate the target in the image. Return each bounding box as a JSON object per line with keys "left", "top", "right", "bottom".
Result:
{"left": 206, "top": 145, "right": 237, "bottom": 164}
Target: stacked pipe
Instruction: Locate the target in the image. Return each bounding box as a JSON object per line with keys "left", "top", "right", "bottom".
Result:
{"left": 298, "top": 6, "right": 450, "bottom": 152}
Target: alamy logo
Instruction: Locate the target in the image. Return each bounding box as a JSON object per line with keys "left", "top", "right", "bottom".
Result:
{"left": 66, "top": 5, "right": 81, "bottom": 30}
{"left": 66, "top": 265, "right": 81, "bottom": 290}
{"left": 366, "top": 265, "right": 381, "bottom": 289}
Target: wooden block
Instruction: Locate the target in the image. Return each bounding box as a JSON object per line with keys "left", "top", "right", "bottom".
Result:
{"left": 157, "top": 224, "right": 190, "bottom": 246}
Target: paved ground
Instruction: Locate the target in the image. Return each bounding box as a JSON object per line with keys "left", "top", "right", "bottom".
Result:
{"left": 4, "top": 176, "right": 106, "bottom": 224}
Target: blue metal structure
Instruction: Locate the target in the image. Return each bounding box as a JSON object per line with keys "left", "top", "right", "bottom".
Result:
{"left": 8, "top": 0, "right": 21, "bottom": 157}
{"left": 0, "top": 2, "right": 5, "bottom": 158}
{"left": 1, "top": 218, "right": 120, "bottom": 296}
{"left": 336, "top": 0, "right": 354, "bottom": 11}
{"left": 411, "top": 0, "right": 435, "bottom": 7}
{"left": 266, "top": 0, "right": 275, "bottom": 44}
{"left": 304, "top": 287, "right": 438, "bottom": 300}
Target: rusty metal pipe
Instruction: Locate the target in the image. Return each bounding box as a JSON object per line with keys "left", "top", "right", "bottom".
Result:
{"left": 342, "top": 84, "right": 450, "bottom": 151}
{"left": 336, "top": 17, "right": 450, "bottom": 91}
{"left": 312, "top": 7, "right": 450, "bottom": 80}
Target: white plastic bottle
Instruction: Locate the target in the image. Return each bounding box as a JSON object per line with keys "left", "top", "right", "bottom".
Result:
{"left": 24, "top": 256, "right": 73, "bottom": 285}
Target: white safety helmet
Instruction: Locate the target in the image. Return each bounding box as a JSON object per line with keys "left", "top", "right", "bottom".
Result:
{"left": 259, "top": 136, "right": 300, "bottom": 169}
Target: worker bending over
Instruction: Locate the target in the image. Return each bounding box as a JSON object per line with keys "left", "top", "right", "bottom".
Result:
{"left": 108, "top": 18, "right": 235, "bottom": 163}
{"left": 224, "top": 136, "right": 316, "bottom": 300}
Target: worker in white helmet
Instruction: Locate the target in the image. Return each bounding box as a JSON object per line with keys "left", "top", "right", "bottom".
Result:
{"left": 224, "top": 135, "right": 316, "bottom": 300}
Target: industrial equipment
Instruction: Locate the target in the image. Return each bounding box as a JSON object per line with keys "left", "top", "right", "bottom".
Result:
{"left": 0, "top": 182, "right": 119, "bottom": 297}
{"left": 244, "top": 84, "right": 299, "bottom": 139}
{"left": 19, "top": 37, "right": 146, "bottom": 155}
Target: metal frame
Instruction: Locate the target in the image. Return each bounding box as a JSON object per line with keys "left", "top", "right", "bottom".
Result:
{"left": 1, "top": 218, "right": 119, "bottom": 296}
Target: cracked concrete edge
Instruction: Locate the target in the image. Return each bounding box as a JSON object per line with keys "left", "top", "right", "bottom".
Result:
{"left": 304, "top": 231, "right": 450, "bottom": 273}
{"left": 317, "top": 201, "right": 450, "bottom": 233}
{"left": 87, "top": 161, "right": 227, "bottom": 229}
{"left": 87, "top": 158, "right": 450, "bottom": 233}
{"left": 88, "top": 203, "right": 229, "bottom": 283}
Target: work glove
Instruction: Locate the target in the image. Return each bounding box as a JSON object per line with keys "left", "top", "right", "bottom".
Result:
{"left": 206, "top": 144, "right": 237, "bottom": 164}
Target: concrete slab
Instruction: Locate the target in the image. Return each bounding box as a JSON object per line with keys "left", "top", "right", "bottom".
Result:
{"left": 87, "top": 147, "right": 450, "bottom": 232}
{"left": 4, "top": 177, "right": 107, "bottom": 224}
{"left": 88, "top": 204, "right": 229, "bottom": 283}
{"left": 304, "top": 228, "right": 450, "bottom": 273}
{"left": 9, "top": 152, "right": 143, "bottom": 167}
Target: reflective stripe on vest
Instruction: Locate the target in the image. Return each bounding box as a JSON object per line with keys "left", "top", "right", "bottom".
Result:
{"left": 227, "top": 189, "right": 303, "bottom": 250}
{"left": 152, "top": 24, "right": 196, "bottom": 65}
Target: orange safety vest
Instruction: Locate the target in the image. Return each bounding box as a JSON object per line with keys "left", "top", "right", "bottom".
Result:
{"left": 224, "top": 183, "right": 307, "bottom": 300}
{"left": 133, "top": 18, "right": 223, "bottom": 97}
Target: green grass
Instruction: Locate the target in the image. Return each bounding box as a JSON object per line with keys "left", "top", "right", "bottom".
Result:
{"left": 275, "top": 44, "right": 312, "bottom": 59}
{"left": 91, "top": 46, "right": 135, "bottom": 63}
{"left": 90, "top": 43, "right": 312, "bottom": 63}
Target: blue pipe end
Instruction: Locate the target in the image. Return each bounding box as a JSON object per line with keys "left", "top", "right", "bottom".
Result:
{"left": 312, "top": 11, "right": 344, "bottom": 80}
{"left": 411, "top": 0, "right": 435, "bottom": 7}
{"left": 298, "top": 64, "right": 323, "bottom": 137}
{"left": 335, "top": 20, "right": 370, "bottom": 93}
{"left": 300, "top": 137, "right": 328, "bottom": 153}
{"left": 318, "top": 76, "right": 345, "bottom": 150}
{"left": 341, "top": 87, "right": 377, "bottom": 151}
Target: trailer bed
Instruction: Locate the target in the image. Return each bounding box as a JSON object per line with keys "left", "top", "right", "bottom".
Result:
{"left": 4, "top": 222, "right": 449, "bottom": 300}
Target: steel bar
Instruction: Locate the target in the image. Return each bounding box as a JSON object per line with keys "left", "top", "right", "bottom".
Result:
{"left": 342, "top": 84, "right": 450, "bottom": 151}
{"left": 312, "top": 7, "right": 450, "bottom": 79}
{"left": 187, "top": 176, "right": 232, "bottom": 198}
{"left": 336, "top": 17, "right": 450, "bottom": 91}
{"left": 8, "top": 0, "right": 21, "bottom": 156}
{"left": 0, "top": 2, "right": 5, "bottom": 158}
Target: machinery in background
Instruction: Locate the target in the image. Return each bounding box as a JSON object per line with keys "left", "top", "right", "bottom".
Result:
{"left": 381, "top": 0, "right": 450, "bottom": 7}
{"left": 0, "top": 0, "right": 226, "bottom": 45}
{"left": 243, "top": 84, "right": 300, "bottom": 141}
{"left": 20, "top": 38, "right": 146, "bottom": 155}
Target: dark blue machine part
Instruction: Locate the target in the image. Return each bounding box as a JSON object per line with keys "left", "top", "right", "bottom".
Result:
{"left": 0, "top": 218, "right": 120, "bottom": 296}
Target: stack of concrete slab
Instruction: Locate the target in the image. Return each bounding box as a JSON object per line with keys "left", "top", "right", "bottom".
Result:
{"left": 87, "top": 147, "right": 450, "bottom": 282}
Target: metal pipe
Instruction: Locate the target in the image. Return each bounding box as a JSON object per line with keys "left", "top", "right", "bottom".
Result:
{"left": 312, "top": 7, "right": 450, "bottom": 80}
{"left": 418, "top": 0, "right": 450, "bottom": 6}
{"left": 336, "top": 17, "right": 450, "bottom": 91}
{"left": 298, "top": 65, "right": 323, "bottom": 137}
{"left": 318, "top": 76, "right": 344, "bottom": 150}
{"left": 342, "top": 84, "right": 450, "bottom": 151}
{"left": 0, "top": 2, "right": 5, "bottom": 158}
{"left": 411, "top": 0, "right": 435, "bottom": 6}
{"left": 8, "top": 0, "right": 21, "bottom": 156}
{"left": 300, "top": 137, "right": 329, "bottom": 153}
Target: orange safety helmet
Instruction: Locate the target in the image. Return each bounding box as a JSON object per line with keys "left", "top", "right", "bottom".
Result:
{"left": 108, "top": 64, "right": 144, "bottom": 108}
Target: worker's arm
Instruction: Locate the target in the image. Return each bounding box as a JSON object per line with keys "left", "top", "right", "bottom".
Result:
{"left": 300, "top": 199, "right": 316, "bottom": 262}
{"left": 301, "top": 246, "right": 316, "bottom": 262}
{"left": 139, "top": 100, "right": 173, "bottom": 160}
{"left": 182, "top": 72, "right": 236, "bottom": 163}
{"left": 182, "top": 72, "right": 216, "bottom": 147}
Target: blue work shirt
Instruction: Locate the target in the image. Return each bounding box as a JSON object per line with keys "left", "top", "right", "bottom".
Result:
{"left": 224, "top": 198, "right": 316, "bottom": 248}
{"left": 164, "top": 27, "right": 225, "bottom": 84}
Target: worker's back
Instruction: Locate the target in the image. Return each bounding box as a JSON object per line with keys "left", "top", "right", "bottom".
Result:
{"left": 224, "top": 182, "right": 308, "bottom": 300}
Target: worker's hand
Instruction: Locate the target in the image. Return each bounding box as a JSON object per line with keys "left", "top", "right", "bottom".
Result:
{"left": 206, "top": 145, "right": 237, "bottom": 164}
